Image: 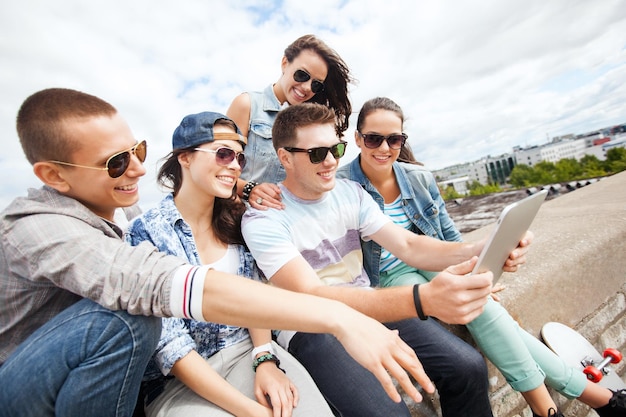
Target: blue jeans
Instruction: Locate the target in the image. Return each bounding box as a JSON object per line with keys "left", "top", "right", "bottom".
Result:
{"left": 0, "top": 299, "right": 161, "bottom": 417}
{"left": 288, "top": 317, "right": 492, "bottom": 417}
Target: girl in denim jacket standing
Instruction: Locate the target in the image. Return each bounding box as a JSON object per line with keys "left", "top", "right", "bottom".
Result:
{"left": 227, "top": 34, "right": 353, "bottom": 211}
{"left": 336, "top": 97, "right": 625, "bottom": 417}
{"left": 126, "top": 112, "right": 333, "bottom": 417}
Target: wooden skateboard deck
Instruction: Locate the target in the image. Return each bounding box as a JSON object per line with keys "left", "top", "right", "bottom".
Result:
{"left": 541, "top": 321, "right": 625, "bottom": 391}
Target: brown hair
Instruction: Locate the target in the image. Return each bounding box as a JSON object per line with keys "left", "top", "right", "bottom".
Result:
{"left": 284, "top": 34, "right": 354, "bottom": 136}
{"left": 356, "top": 97, "right": 422, "bottom": 165}
{"left": 272, "top": 103, "right": 337, "bottom": 151}
{"left": 158, "top": 118, "right": 246, "bottom": 245}
{"left": 16, "top": 88, "right": 117, "bottom": 165}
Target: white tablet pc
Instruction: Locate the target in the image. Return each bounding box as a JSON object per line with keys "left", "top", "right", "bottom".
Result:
{"left": 471, "top": 189, "right": 548, "bottom": 283}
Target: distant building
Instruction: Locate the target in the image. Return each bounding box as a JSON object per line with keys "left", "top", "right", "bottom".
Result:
{"left": 513, "top": 138, "right": 586, "bottom": 166}
{"left": 485, "top": 154, "right": 516, "bottom": 184}
{"left": 438, "top": 176, "right": 470, "bottom": 195}
{"left": 432, "top": 121, "right": 626, "bottom": 188}
{"left": 433, "top": 160, "right": 488, "bottom": 184}
{"left": 593, "top": 137, "right": 611, "bottom": 146}
{"left": 602, "top": 135, "right": 626, "bottom": 152}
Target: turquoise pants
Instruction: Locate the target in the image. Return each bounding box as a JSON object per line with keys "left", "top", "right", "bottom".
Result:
{"left": 379, "top": 263, "right": 587, "bottom": 398}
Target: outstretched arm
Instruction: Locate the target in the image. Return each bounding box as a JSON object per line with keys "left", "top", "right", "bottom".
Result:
{"left": 271, "top": 254, "right": 493, "bottom": 325}
{"left": 373, "top": 222, "right": 482, "bottom": 271}
{"left": 199, "top": 270, "right": 434, "bottom": 403}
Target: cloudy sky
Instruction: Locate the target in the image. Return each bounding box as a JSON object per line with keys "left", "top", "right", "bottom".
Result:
{"left": 2, "top": 0, "right": 625, "bottom": 210}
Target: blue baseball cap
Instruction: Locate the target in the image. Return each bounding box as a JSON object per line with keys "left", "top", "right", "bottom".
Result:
{"left": 172, "top": 111, "right": 246, "bottom": 150}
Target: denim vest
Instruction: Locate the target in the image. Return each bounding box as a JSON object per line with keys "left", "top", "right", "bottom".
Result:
{"left": 336, "top": 156, "right": 462, "bottom": 286}
{"left": 241, "top": 84, "right": 288, "bottom": 184}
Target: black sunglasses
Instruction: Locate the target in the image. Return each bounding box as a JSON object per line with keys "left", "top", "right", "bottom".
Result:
{"left": 283, "top": 141, "right": 347, "bottom": 164}
{"left": 49, "top": 140, "right": 147, "bottom": 178}
{"left": 194, "top": 147, "right": 246, "bottom": 170}
{"left": 358, "top": 132, "right": 407, "bottom": 150}
{"left": 293, "top": 69, "right": 325, "bottom": 94}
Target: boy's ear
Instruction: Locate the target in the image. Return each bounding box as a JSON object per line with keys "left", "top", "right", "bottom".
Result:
{"left": 276, "top": 148, "right": 292, "bottom": 169}
{"left": 32, "top": 162, "right": 71, "bottom": 193}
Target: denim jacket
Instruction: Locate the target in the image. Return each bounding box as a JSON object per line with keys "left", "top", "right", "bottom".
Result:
{"left": 241, "top": 84, "right": 288, "bottom": 184}
{"left": 125, "top": 194, "right": 255, "bottom": 379}
{"left": 336, "top": 156, "right": 462, "bottom": 286}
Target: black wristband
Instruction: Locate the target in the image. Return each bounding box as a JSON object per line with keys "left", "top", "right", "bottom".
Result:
{"left": 412, "top": 284, "right": 429, "bottom": 320}
{"left": 242, "top": 181, "right": 258, "bottom": 202}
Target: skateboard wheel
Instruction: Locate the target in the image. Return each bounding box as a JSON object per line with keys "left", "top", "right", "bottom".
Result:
{"left": 583, "top": 365, "right": 603, "bottom": 383}
{"left": 603, "top": 348, "right": 623, "bottom": 364}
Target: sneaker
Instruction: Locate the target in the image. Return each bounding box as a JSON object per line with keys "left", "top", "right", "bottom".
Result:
{"left": 532, "top": 407, "right": 564, "bottom": 417}
{"left": 595, "top": 389, "right": 626, "bottom": 417}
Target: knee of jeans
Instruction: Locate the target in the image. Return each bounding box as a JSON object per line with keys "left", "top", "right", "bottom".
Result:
{"left": 461, "top": 348, "right": 489, "bottom": 380}
{"left": 448, "top": 349, "right": 489, "bottom": 385}
{"left": 130, "top": 315, "right": 162, "bottom": 352}
{"left": 106, "top": 312, "right": 162, "bottom": 355}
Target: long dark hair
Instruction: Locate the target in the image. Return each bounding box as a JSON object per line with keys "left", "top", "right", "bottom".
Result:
{"left": 284, "top": 34, "right": 354, "bottom": 137}
{"left": 157, "top": 122, "right": 246, "bottom": 245}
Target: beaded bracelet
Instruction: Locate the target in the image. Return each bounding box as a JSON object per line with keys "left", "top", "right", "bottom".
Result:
{"left": 242, "top": 181, "right": 258, "bottom": 202}
{"left": 252, "top": 353, "right": 285, "bottom": 373}
{"left": 412, "top": 284, "right": 429, "bottom": 320}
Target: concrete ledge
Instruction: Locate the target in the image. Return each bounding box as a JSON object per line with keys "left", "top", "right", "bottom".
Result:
{"left": 404, "top": 171, "right": 626, "bottom": 416}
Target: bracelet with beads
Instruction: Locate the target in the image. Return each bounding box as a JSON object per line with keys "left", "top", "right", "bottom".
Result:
{"left": 242, "top": 181, "right": 258, "bottom": 202}
{"left": 252, "top": 353, "right": 285, "bottom": 373}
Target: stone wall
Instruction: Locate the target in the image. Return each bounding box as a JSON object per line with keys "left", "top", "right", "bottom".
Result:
{"left": 403, "top": 171, "right": 626, "bottom": 417}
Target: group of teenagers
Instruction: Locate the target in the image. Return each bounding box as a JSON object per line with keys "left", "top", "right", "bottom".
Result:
{"left": 0, "top": 34, "right": 624, "bottom": 417}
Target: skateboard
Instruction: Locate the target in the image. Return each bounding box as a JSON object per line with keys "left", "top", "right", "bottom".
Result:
{"left": 541, "top": 321, "right": 626, "bottom": 390}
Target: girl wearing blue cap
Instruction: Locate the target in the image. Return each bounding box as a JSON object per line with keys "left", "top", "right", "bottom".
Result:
{"left": 126, "top": 112, "right": 333, "bottom": 417}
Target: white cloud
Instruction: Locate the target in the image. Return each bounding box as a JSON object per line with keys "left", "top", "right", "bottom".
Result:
{"left": 1, "top": 0, "right": 625, "bottom": 210}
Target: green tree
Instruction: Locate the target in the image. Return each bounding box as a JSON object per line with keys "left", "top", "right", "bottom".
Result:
{"left": 579, "top": 155, "right": 607, "bottom": 178}
{"left": 554, "top": 158, "right": 582, "bottom": 182}
{"left": 509, "top": 164, "right": 534, "bottom": 187}
{"left": 441, "top": 185, "right": 461, "bottom": 201}
{"left": 467, "top": 180, "right": 502, "bottom": 196}
{"left": 605, "top": 147, "right": 626, "bottom": 173}
{"left": 533, "top": 161, "right": 557, "bottom": 184}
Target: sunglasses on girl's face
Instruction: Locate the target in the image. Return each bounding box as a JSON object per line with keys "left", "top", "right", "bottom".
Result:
{"left": 283, "top": 141, "right": 347, "bottom": 164}
{"left": 194, "top": 147, "right": 246, "bottom": 170}
{"left": 293, "top": 69, "right": 325, "bottom": 94}
{"left": 358, "top": 132, "right": 408, "bottom": 150}
{"left": 48, "top": 140, "right": 147, "bottom": 178}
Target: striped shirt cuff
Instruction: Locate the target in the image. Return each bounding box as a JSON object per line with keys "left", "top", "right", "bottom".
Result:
{"left": 170, "top": 265, "right": 208, "bottom": 321}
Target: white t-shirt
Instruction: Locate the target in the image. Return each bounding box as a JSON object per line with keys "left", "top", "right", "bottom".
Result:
{"left": 242, "top": 179, "right": 390, "bottom": 288}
